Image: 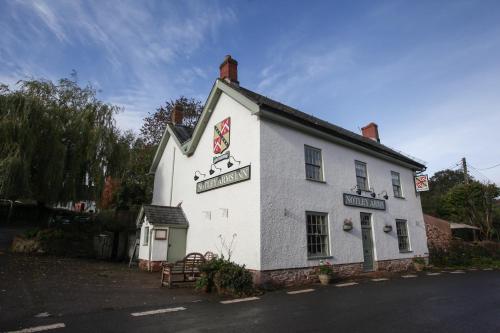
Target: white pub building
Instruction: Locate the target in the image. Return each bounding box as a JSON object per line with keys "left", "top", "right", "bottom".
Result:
{"left": 137, "top": 55, "right": 429, "bottom": 286}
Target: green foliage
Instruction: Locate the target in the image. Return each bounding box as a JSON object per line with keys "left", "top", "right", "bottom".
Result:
{"left": 140, "top": 96, "right": 203, "bottom": 146}
{"left": 24, "top": 228, "right": 40, "bottom": 239}
{"left": 198, "top": 257, "right": 254, "bottom": 296}
{"left": 429, "top": 241, "right": 500, "bottom": 268}
{"left": 413, "top": 257, "right": 426, "bottom": 265}
{"left": 443, "top": 182, "right": 500, "bottom": 240}
{"left": 421, "top": 169, "right": 465, "bottom": 218}
{"left": 0, "top": 75, "right": 120, "bottom": 204}
{"left": 318, "top": 260, "right": 334, "bottom": 275}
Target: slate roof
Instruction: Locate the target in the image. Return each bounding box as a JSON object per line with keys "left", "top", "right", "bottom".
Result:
{"left": 170, "top": 125, "right": 194, "bottom": 144}
{"left": 218, "top": 80, "right": 425, "bottom": 169}
{"left": 142, "top": 205, "right": 188, "bottom": 226}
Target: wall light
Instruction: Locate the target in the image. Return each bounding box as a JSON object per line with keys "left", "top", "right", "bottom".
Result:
{"left": 227, "top": 155, "right": 241, "bottom": 168}
{"left": 378, "top": 190, "right": 389, "bottom": 200}
{"left": 209, "top": 164, "right": 222, "bottom": 175}
{"left": 194, "top": 170, "right": 206, "bottom": 181}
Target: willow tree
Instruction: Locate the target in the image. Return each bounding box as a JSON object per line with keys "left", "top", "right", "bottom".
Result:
{"left": 0, "top": 76, "right": 120, "bottom": 208}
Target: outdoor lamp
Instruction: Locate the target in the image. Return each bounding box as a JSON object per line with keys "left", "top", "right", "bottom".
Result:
{"left": 370, "top": 187, "right": 376, "bottom": 198}
{"left": 193, "top": 170, "right": 206, "bottom": 181}
{"left": 209, "top": 164, "right": 222, "bottom": 175}
{"left": 356, "top": 187, "right": 362, "bottom": 195}
{"left": 227, "top": 155, "right": 241, "bottom": 168}
{"left": 378, "top": 190, "right": 389, "bottom": 200}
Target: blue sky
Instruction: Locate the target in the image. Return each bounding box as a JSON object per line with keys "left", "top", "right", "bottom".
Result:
{"left": 1, "top": 0, "right": 500, "bottom": 183}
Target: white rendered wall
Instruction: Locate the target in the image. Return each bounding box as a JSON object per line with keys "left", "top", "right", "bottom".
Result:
{"left": 138, "top": 219, "right": 150, "bottom": 260}
{"left": 152, "top": 93, "right": 261, "bottom": 270}
{"left": 259, "top": 118, "right": 428, "bottom": 271}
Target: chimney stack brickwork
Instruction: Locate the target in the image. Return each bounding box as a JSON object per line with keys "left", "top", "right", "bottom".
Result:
{"left": 220, "top": 55, "right": 239, "bottom": 84}
{"left": 361, "top": 122, "right": 380, "bottom": 142}
{"left": 171, "top": 104, "right": 184, "bottom": 125}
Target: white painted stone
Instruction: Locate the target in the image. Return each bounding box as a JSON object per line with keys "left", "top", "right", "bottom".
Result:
{"left": 449, "top": 271, "right": 465, "bottom": 274}
{"left": 147, "top": 83, "right": 429, "bottom": 273}
{"left": 426, "top": 272, "right": 441, "bottom": 276}
{"left": 371, "top": 278, "right": 389, "bottom": 281}
{"left": 401, "top": 274, "right": 418, "bottom": 278}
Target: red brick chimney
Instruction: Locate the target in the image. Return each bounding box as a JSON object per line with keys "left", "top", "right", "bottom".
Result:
{"left": 361, "top": 122, "right": 380, "bottom": 143}
{"left": 171, "top": 104, "right": 184, "bottom": 125}
{"left": 220, "top": 55, "right": 238, "bottom": 84}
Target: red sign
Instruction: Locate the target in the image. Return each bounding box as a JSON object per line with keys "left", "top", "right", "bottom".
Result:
{"left": 415, "top": 175, "right": 429, "bottom": 192}
{"left": 213, "top": 117, "right": 231, "bottom": 154}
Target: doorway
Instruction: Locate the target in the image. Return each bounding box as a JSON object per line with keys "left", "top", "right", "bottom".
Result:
{"left": 360, "top": 212, "right": 374, "bottom": 271}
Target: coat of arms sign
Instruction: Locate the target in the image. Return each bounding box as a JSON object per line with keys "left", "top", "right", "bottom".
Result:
{"left": 213, "top": 117, "right": 231, "bottom": 154}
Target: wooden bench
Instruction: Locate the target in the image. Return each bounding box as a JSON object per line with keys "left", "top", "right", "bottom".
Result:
{"left": 161, "top": 252, "right": 206, "bottom": 288}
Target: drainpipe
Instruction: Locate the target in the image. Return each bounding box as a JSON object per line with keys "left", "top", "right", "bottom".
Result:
{"left": 169, "top": 148, "right": 176, "bottom": 206}
{"left": 148, "top": 228, "right": 153, "bottom": 272}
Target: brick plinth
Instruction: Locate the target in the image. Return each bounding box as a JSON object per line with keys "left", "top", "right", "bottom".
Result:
{"left": 376, "top": 258, "right": 414, "bottom": 271}
{"left": 138, "top": 259, "right": 164, "bottom": 272}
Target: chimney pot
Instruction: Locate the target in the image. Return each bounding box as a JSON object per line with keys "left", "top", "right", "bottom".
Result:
{"left": 361, "top": 122, "right": 380, "bottom": 143}
{"left": 171, "top": 104, "right": 184, "bottom": 125}
{"left": 219, "top": 55, "right": 239, "bottom": 84}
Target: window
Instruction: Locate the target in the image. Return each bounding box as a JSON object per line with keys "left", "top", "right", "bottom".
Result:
{"left": 306, "top": 212, "right": 330, "bottom": 258}
{"left": 391, "top": 171, "right": 403, "bottom": 197}
{"left": 396, "top": 219, "right": 410, "bottom": 252}
{"left": 355, "top": 161, "right": 368, "bottom": 191}
{"left": 304, "top": 146, "right": 323, "bottom": 181}
{"left": 143, "top": 226, "right": 149, "bottom": 245}
{"left": 155, "top": 229, "right": 167, "bottom": 240}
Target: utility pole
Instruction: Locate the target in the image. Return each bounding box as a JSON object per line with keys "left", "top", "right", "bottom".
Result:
{"left": 462, "top": 157, "right": 469, "bottom": 184}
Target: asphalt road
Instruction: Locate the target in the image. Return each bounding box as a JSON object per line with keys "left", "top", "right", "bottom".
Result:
{"left": 2, "top": 269, "right": 499, "bottom": 333}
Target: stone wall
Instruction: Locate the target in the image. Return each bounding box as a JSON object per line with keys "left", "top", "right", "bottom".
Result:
{"left": 376, "top": 258, "right": 414, "bottom": 271}
{"left": 138, "top": 259, "right": 164, "bottom": 272}
{"left": 423, "top": 214, "right": 452, "bottom": 250}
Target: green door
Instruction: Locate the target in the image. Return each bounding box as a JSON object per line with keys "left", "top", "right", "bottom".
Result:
{"left": 361, "top": 212, "right": 374, "bottom": 271}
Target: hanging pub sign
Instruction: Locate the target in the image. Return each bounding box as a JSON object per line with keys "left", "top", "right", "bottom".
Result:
{"left": 343, "top": 193, "right": 386, "bottom": 210}
{"left": 415, "top": 174, "right": 429, "bottom": 192}
{"left": 213, "top": 117, "right": 231, "bottom": 154}
{"left": 197, "top": 165, "right": 250, "bottom": 194}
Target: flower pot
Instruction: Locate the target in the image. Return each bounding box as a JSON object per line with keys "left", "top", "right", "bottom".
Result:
{"left": 318, "top": 274, "right": 332, "bottom": 285}
{"left": 343, "top": 224, "right": 353, "bottom": 231}
{"left": 413, "top": 263, "right": 425, "bottom": 272}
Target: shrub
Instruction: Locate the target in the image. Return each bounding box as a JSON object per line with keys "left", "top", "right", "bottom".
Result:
{"left": 318, "top": 260, "right": 334, "bottom": 275}
{"left": 429, "top": 240, "right": 500, "bottom": 268}
{"left": 198, "top": 257, "right": 254, "bottom": 296}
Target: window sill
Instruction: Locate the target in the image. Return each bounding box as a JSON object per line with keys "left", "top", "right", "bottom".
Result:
{"left": 394, "top": 196, "right": 406, "bottom": 200}
{"left": 399, "top": 250, "right": 413, "bottom": 254}
{"left": 307, "top": 255, "right": 333, "bottom": 260}
{"left": 306, "top": 178, "right": 327, "bottom": 184}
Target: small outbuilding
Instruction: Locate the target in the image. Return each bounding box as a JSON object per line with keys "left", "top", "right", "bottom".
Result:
{"left": 136, "top": 205, "right": 188, "bottom": 271}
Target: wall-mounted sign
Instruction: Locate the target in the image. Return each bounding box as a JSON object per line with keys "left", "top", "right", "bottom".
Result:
{"left": 197, "top": 165, "right": 250, "bottom": 194}
{"left": 213, "top": 117, "right": 231, "bottom": 154}
{"left": 343, "top": 193, "right": 386, "bottom": 210}
{"left": 213, "top": 150, "right": 230, "bottom": 164}
{"left": 415, "top": 174, "right": 429, "bottom": 192}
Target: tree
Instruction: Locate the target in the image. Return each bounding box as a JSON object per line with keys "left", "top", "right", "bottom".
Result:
{"left": 443, "top": 182, "right": 500, "bottom": 240}
{"left": 0, "top": 76, "right": 120, "bottom": 208}
{"left": 140, "top": 96, "right": 203, "bottom": 146}
{"left": 421, "top": 169, "right": 465, "bottom": 217}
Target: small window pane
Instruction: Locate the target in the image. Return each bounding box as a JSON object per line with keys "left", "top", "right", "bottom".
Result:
{"left": 306, "top": 212, "right": 330, "bottom": 257}
{"left": 143, "top": 226, "right": 149, "bottom": 245}
{"left": 396, "top": 220, "right": 409, "bottom": 252}
{"left": 355, "top": 161, "right": 368, "bottom": 190}
{"left": 391, "top": 171, "right": 402, "bottom": 197}
{"left": 304, "top": 146, "right": 323, "bottom": 181}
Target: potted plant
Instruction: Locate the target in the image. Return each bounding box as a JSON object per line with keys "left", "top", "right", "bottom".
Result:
{"left": 413, "top": 257, "right": 426, "bottom": 272}
{"left": 318, "top": 260, "right": 334, "bottom": 285}
{"left": 343, "top": 219, "right": 353, "bottom": 231}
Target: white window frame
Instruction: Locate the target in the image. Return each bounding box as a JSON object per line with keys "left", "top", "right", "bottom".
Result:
{"left": 306, "top": 212, "right": 330, "bottom": 258}
{"left": 304, "top": 145, "right": 324, "bottom": 182}
{"left": 355, "top": 160, "right": 369, "bottom": 191}
{"left": 391, "top": 171, "right": 403, "bottom": 198}
{"left": 143, "top": 226, "right": 149, "bottom": 246}
{"left": 396, "top": 219, "right": 411, "bottom": 252}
